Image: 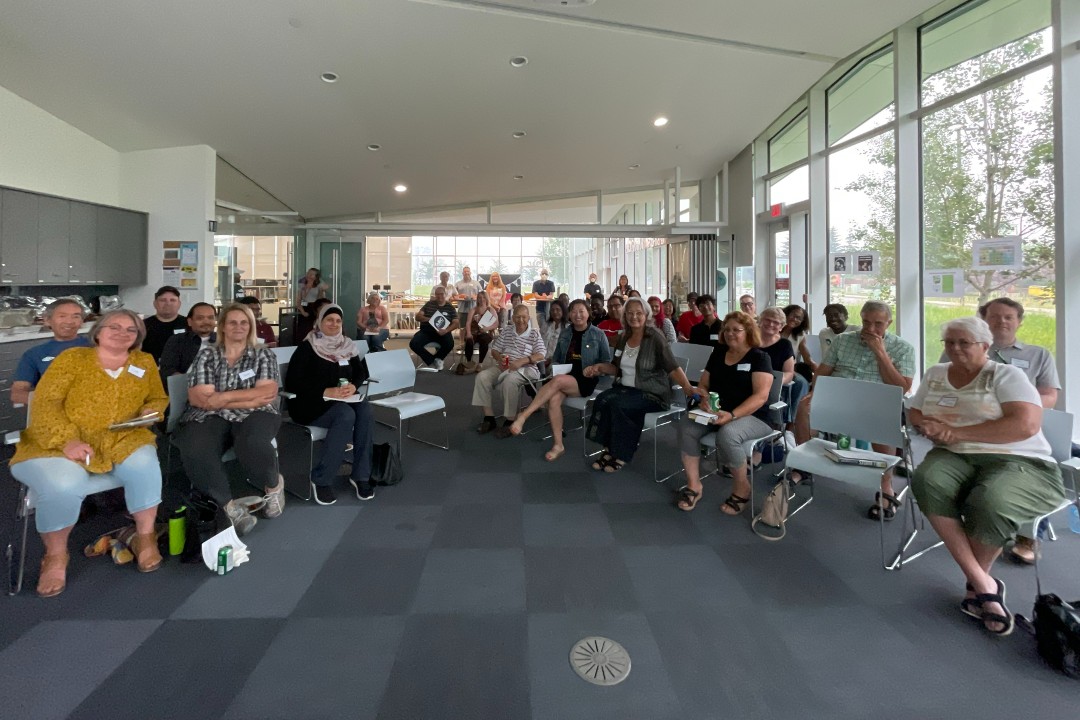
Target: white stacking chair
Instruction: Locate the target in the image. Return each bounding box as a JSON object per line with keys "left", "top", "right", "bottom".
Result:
{"left": 6, "top": 393, "right": 124, "bottom": 595}
{"left": 670, "top": 342, "right": 714, "bottom": 383}
{"left": 366, "top": 348, "right": 449, "bottom": 451}
{"left": 1025, "top": 409, "right": 1080, "bottom": 575}
{"left": 803, "top": 335, "right": 822, "bottom": 364}
{"left": 782, "top": 375, "right": 909, "bottom": 569}
{"left": 271, "top": 345, "right": 296, "bottom": 365}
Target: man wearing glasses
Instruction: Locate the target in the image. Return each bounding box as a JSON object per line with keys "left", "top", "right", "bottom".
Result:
{"left": 597, "top": 295, "right": 624, "bottom": 347}
{"left": 739, "top": 294, "right": 757, "bottom": 317}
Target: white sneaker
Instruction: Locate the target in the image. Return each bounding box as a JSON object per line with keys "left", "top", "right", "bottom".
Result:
{"left": 784, "top": 430, "right": 796, "bottom": 448}
{"left": 225, "top": 500, "right": 257, "bottom": 536}
{"left": 263, "top": 475, "right": 285, "bottom": 518}
{"left": 434, "top": 358, "right": 445, "bottom": 371}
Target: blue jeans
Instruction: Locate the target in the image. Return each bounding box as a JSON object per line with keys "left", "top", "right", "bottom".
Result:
{"left": 785, "top": 374, "right": 809, "bottom": 424}
{"left": 11, "top": 444, "right": 162, "bottom": 533}
{"left": 308, "top": 401, "right": 374, "bottom": 486}
{"left": 361, "top": 328, "right": 389, "bottom": 352}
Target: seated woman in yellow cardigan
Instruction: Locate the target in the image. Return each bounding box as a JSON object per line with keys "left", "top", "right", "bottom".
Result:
{"left": 10, "top": 309, "right": 168, "bottom": 598}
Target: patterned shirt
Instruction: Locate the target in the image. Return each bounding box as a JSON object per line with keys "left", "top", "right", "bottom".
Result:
{"left": 492, "top": 325, "right": 546, "bottom": 369}
{"left": 183, "top": 344, "right": 280, "bottom": 423}
{"left": 821, "top": 330, "right": 915, "bottom": 383}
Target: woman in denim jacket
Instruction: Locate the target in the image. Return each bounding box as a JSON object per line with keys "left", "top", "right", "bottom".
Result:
{"left": 511, "top": 299, "right": 610, "bottom": 461}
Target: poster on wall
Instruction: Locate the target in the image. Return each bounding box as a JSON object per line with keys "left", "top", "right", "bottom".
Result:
{"left": 924, "top": 269, "right": 966, "bottom": 298}
{"left": 972, "top": 237, "right": 1023, "bottom": 271}
{"left": 854, "top": 252, "right": 879, "bottom": 275}
{"left": 163, "top": 240, "right": 200, "bottom": 289}
{"left": 830, "top": 253, "right": 851, "bottom": 273}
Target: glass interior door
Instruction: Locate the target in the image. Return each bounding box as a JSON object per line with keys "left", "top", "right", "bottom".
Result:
{"left": 318, "top": 236, "right": 365, "bottom": 337}
{"left": 770, "top": 223, "right": 791, "bottom": 307}
{"left": 715, "top": 238, "right": 732, "bottom": 317}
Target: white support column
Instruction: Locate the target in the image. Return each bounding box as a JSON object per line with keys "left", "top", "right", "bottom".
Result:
{"left": 753, "top": 137, "right": 770, "bottom": 303}
{"left": 894, "top": 25, "right": 922, "bottom": 375}
{"left": 789, "top": 211, "right": 808, "bottom": 304}
{"left": 1053, "top": 0, "right": 1080, "bottom": 419}
{"left": 806, "top": 85, "right": 828, "bottom": 321}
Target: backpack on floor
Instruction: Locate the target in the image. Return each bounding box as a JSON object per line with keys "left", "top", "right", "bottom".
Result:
{"left": 371, "top": 442, "right": 403, "bottom": 486}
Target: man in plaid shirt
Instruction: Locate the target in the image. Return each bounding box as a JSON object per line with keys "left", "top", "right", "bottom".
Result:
{"left": 793, "top": 300, "right": 915, "bottom": 520}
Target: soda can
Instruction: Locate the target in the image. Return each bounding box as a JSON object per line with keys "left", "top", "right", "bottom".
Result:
{"left": 217, "top": 545, "right": 233, "bottom": 575}
{"left": 837, "top": 434, "right": 851, "bottom": 450}
{"left": 501, "top": 355, "right": 510, "bottom": 370}
{"left": 708, "top": 392, "right": 721, "bottom": 412}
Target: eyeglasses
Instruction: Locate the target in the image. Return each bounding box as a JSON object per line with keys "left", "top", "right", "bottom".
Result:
{"left": 102, "top": 325, "right": 138, "bottom": 335}
{"left": 943, "top": 339, "right": 981, "bottom": 349}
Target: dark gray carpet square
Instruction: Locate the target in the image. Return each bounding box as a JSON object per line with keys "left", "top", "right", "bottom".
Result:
{"left": 443, "top": 471, "right": 522, "bottom": 505}
{"left": 523, "top": 503, "right": 615, "bottom": 547}
{"left": 335, "top": 504, "right": 441, "bottom": 549}
{"left": 411, "top": 548, "right": 526, "bottom": 614}
{"left": 430, "top": 502, "right": 523, "bottom": 548}
{"left": 292, "top": 547, "right": 426, "bottom": 617}
{"left": 522, "top": 470, "right": 600, "bottom": 504}
{"left": 602, "top": 502, "right": 703, "bottom": 545}
{"left": 525, "top": 546, "right": 638, "bottom": 612}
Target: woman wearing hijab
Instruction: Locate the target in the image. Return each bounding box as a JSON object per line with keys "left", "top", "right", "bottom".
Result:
{"left": 285, "top": 304, "right": 374, "bottom": 506}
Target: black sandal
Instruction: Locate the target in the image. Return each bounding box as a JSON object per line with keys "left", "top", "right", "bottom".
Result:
{"left": 602, "top": 457, "right": 626, "bottom": 473}
{"left": 591, "top": 452, "right": 614, "bottom": 471}
{"left": 720, "top": 493, "right": 750, "bottom": 516}
{"left": 960, "top": 582, "right": 983, "bottom": 620}
{"left": 866, "top": 491, "right": 901, "bottom": 521}
{"left": 975, "top": 578, "right": 1014, "bottom": 636}
{"left": 675, "top": 486, "right": 701, "bottom": 512}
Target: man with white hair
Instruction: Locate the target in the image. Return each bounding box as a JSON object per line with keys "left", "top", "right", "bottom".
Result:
{"left": 793, "top": 300, "right": 915, "bottom": 520}
{"left": 10, "top": 299, "right": 90, "bottom": 405}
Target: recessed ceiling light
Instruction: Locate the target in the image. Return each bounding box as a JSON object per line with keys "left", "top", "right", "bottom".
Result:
{"left": 320, "top": 72, "right": 339, "bottom": 83}
{"left": 512, "top": 131, "right": 527, "bottom": 139}
{"left": 509, "top": 56, "right": 528, "bottom": 68}
{"left": 628, "top": 164, "right": 640, "bottom": 170}
{"left": 367, "top": 144, "right": 381, "bottom": 151}
{"left": 513, "top": 175, "right": 524, "bottom": 180}
{"left": 653, "top": 116, "right": 669, "bottom": 127}
{"left": 394, "top": 184, "right": 408, "bottom": 192}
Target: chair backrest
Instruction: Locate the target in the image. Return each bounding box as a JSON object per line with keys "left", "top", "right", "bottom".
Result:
{"left": 809, "top": 375, "right": 905, "bottom": 448}
{"left": 804, "top": 335, "right": 822, "bottom": 363}
{"left": 1041, "top": 409, "right": 1074, "bottom": 463}
{"left": 353, "top": 340, "right": 368, "bottom": 361}
{"left": 166, "top": 373, "right": 189, "bottom": 434}
{"left": 271, "top": 346, "right": 296, "bottom": 365}
{"left": 363, "top": 348, "right": 417, "bottom": 397}
{"left": 671, "top": 342, "right": 714, "bottom": 382}
{"left": 766, "top": 370, "right": 785, "bottom": 425}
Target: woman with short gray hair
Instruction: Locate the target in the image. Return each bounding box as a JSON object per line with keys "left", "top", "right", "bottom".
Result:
{"left": 909, "top": 315, "right": 1065, "bottom": 637}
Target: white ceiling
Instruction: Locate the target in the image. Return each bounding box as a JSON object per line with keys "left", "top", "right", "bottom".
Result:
{"left": 0, "top": 0, "right": 943, "bottom": 220}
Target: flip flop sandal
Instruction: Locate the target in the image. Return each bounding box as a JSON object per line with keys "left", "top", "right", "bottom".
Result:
{"left": 975, "top": 577, "right": 1014, "bottom": 636}
{"left": 866, "top": 491, "right": 901, "bottom": 521}
{"left": 675, "top": 486, "right": 702, "bottom": 512}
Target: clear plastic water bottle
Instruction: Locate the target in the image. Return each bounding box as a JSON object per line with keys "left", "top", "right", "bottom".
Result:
{"left": 1068, "top": 504, "right": 1080, "bottom": 535}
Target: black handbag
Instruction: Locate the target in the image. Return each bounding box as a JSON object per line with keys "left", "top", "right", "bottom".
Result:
{"left": 1028, "top": 593, "right": 1080, "bottom": 677}
{"left": 181, "top": 490, "right": 225, "bottom": 564}
{"left": 371, "top": 442, "right": 403, "bottom": 486}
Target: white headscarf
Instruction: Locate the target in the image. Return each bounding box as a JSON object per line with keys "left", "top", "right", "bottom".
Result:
{"left": 305, "top": 304, "right": 358, "bottom": 363}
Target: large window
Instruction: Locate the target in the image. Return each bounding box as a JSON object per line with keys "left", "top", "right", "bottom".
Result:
{"left": 768, "top": 112, "right": 808, "bottom": 171}
{"left": 920, "top": 1, "right": 1054, "bottom": 368}
{"left": 828, "top": 47, "right": 895, "bottom": 145}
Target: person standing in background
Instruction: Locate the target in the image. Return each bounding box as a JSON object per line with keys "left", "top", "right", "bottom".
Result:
{"left": 614, "top": 274, "right": 632, "bottom": 298}
{"left": 532, "top": 268, "right": 556, "bottom": 334}
{"left": 584, "top": 272, "right": 603, "bottom": 300}
{"left": 454, "top": 267, "right": 479, "bottom": 349}
{"left": 486, "top": 272, "right": 508, "bottom": 326}
{"left": 142, "top": 286, "right": 187, "bottom": 363}
{"left": 11, "top": 299, "right": 91, "bottom": 406}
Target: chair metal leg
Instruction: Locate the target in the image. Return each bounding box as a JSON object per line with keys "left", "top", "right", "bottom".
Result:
{"left": 884, "top": 448, "right": 943, "bottom": 570}
{"left": 7, "top": 486, "right": 30, "bottom": 595}
{"left": 405, "top": 411, "right": 451, "bottom": 450}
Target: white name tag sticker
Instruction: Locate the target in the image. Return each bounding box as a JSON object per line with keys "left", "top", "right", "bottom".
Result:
{"left": 127, "top": 365, "right": 145, "bottom": 378}
{"left": 256, "top": 338, "right": 266, "bottom": 345}
{"left": 614, "top": 349, "right": 623, "bottom": 357}
{"left": 338, "top": 358, "right": 350, "bottom": 366}
{"left": 173, "top": 328, "right": 186, "bottom": 334}
{"left": 238, "top": 369, "right": 256, "bottom": 381}
{"left": 709, "top": 334, "right": 718, "bottom": 341}
{"left": 937, "top": 395, "right": 959, "bottom": 408}
{"left": 737, "top": 363, "right": 751, "bottom": 372}
{"left": 41, "top": 356, "right": 55, "bottom": 362}
{"left": 1010, "top": 358, "right": 1030, "bottom": 369}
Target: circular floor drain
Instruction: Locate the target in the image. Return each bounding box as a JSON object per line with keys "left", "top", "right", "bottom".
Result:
{"left": 569, "top": 636, "right": 631, "bottom": 686}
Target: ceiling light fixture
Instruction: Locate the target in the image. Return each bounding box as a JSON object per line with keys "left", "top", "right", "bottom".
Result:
{"left": 653, "top": 116, "right": 668, "bottom": 127}
{"left": 394, "top": 184, "right": 408, "bottom": 192}
{"left": 320, "top": 72, "right": 339, "bottom": 83}
{"left": 513, "top": 175, "right": 524, "bottom": 180}
{"left": 367, "top": 144, "right": 381, "bottom": 151}
{"left": 628, "top": 164, "right": 640, "bottom": 170}
{"left": 512, "top": 131, "right": 526, "bottom": 138}
{"left": 509, "top": 56, "right": 529, "bottom": 67}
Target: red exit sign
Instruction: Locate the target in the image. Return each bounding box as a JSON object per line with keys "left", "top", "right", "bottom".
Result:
{"left": 770, "top": 203, "right": 785, "bottom": 218}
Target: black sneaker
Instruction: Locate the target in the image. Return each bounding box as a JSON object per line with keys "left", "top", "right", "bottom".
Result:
{"left": 311, "top": 481, "right": 337, "bottom": 506}
{"left": 350, "top": 478, "right": 375, "bottom": 501}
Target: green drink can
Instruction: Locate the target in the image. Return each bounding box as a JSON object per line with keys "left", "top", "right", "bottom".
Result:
{"left": 708, "top": 392, "right": 721, "bottom": 412}
{"left": 217, "top": 545, "right": 233, "bottom": 575}
{"left": 837, "top": 434, "right": 851, "bottom": 450}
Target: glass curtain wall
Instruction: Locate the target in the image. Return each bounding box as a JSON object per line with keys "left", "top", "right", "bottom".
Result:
{"left": 918, "top": 0, "right": 1055, "bottom": 368}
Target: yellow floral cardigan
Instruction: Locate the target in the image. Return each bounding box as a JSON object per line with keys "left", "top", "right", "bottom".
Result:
{"left": 11, "top": 347, "right": 168, "bottom": 473}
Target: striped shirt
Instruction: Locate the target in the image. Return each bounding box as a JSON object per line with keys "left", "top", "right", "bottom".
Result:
{"left": 492, "top": 326, "right": 547, "bottom": 369}
{"left": 821, "top": 330, "right": 915, "bottom": 382}
{"left": 182, "top": 344, "right": 281, "bottom": 424}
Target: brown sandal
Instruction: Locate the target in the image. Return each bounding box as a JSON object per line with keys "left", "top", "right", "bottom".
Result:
{"left": 130, "top": 532, "right": 162, "bottom": 573}
{"left": 37, "top": 552, "right": 69, "bottom": 598}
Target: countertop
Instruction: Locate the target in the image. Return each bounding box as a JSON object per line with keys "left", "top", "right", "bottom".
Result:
{"left": 0, "top": 322, "right": 93, "bottom": 346}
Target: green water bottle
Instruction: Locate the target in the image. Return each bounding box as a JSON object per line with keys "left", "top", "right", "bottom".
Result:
{"left": 168, "top": 506, "right": 186, "bottom": 556}
{"left": 837, "top": 434, "right": 851, "bottom": 450}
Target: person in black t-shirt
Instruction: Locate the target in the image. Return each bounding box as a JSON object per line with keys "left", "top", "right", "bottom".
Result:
{"left": 675, "top": 311, "right": 773, "bottom": 514}
{"left": 687, "top": 294, "right": 722, "bottom": 346}
{"left": 142, "top": 285, "right": 187, "bottom": 363}
{"left": 583, "top": 273, "right": 602, "bottom": 300}
{"left": 408, "top": 285, "right": 459, "bottom": 370}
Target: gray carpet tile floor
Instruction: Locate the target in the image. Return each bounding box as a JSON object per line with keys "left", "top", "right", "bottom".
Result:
{"left": 2, "top": 366, "right": 1079, "bottom": 719}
